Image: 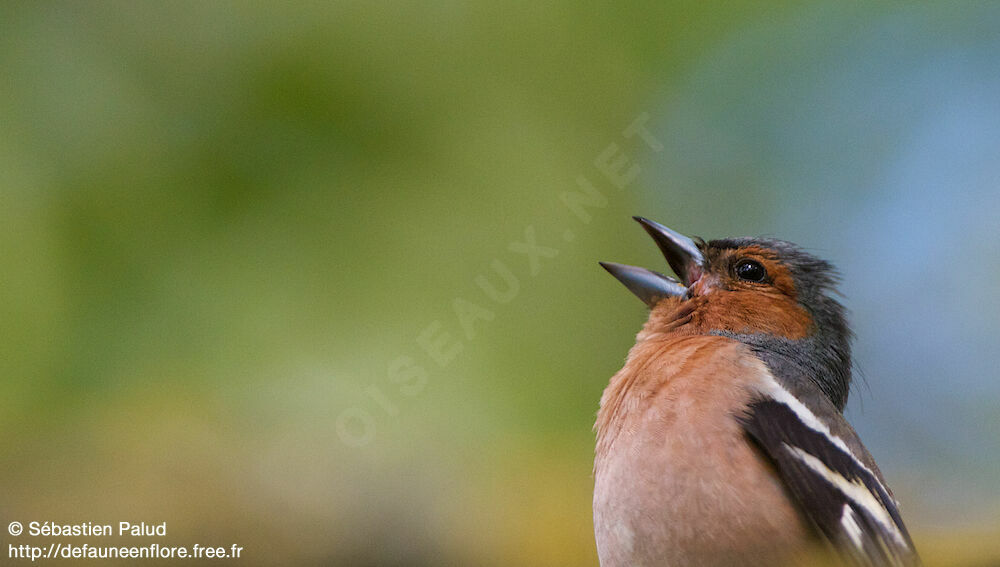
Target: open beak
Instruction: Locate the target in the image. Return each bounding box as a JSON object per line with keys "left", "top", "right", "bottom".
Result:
{"left": 599, "top": 216, "right": 705, "bottom": 308}
{"left": 632, "top": 216, "right": 705, "bottom": 286}
{"left": 599, "top": 262, "right": 687, "bottom": 308}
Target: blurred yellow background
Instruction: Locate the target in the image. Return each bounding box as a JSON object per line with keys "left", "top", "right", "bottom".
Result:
{"left": 2, "top": 3, "right": 999, "bottom": 565}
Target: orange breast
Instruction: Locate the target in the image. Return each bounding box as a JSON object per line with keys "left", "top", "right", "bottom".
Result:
{"left": 594, "top": 335, "right": 817, "bottom": 566}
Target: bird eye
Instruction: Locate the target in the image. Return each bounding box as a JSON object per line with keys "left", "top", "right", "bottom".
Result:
{"left": 735, "top": 259, "right": 767, "bottom": 283}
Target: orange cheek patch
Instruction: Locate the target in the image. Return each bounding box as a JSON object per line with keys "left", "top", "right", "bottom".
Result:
{"left": 675, "top": 292, "right": 813, "bottom": 340}
{"left": 703, "top": 292, "right": 813, "bottom": 339}
{"left": 644, "top": 246, "right": 814, "bottom": 340}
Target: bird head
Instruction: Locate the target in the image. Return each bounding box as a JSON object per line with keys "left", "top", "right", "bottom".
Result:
{"left": 601, "top": 216, "right": 852, "bottom": 409}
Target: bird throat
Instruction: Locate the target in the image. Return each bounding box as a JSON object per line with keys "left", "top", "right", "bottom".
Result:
{"left": 642, "top": 293, "right": 814, "bottom": 342}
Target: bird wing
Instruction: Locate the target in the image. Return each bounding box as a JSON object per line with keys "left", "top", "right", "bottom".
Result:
{"left": 739, "top": 379, "right": 920, "bottom": 567}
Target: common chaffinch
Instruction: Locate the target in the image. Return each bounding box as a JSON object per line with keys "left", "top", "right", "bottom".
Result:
{"left": 593, "top": 216, "right": 919, "bottom": 567}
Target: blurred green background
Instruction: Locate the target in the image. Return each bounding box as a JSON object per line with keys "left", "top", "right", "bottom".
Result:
{"left": 2, "top": 2, "right": 999, "bottom": 565}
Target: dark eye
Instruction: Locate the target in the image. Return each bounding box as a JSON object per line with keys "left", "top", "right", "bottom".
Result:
{"left": 735, "top": 259, "right": 767, "bottom": 283}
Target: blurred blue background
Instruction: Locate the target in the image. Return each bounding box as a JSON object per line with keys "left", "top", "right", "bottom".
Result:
{"left": 1, "top": 2, "right": 998, "bottom": 565}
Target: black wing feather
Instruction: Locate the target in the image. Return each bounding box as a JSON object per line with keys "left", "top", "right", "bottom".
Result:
{"left": 740, "top": 398, "right": 919, "bottom": 566}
